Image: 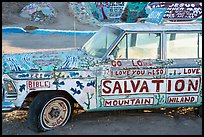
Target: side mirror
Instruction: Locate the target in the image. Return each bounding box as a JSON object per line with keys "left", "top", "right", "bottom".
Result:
{"left": 106, "top": 55, "right": 114, "bottom": 61}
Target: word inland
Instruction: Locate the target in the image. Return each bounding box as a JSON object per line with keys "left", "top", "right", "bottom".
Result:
{"left": 26, "top": 80, "right": 50, "bottom": 90}
{"left": 104, "top": 98, "right": 154, "bottom": 107}
{"left": 168, "top": 96, "right": 198, "bottom": 104}
{"left": 101, "top": 77, "right": 200, "bottom": 95}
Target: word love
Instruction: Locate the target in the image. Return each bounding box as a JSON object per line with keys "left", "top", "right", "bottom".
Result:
{"left": 184, "top": 68, "right": 200, "bottom": 74}
{"left": 111, "top": 69, "right": 165, "bottom": 76}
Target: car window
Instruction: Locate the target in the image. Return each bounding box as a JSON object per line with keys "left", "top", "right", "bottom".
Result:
{"left": 110, "top": 33, "right": 161, "bottom": 59}
{"left": 166, "top": 33, "right": 201, "bottom": 59}
{"left": 82, "top": 26, "right": 121, "bottom": 58}
{"left": 198, "top": 33, "right": 202, "bottom": 58}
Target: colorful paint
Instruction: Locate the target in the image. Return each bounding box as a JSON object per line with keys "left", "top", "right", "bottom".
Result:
{"left": 71, "top": 2, "right": 202, "bottom": 25}
{"left": 148, "top": 2, "right": 202, "bottom": 21}
{"left": 20, "top": 2, "right": 56, "bottom": 21}
{"left": 2, "top": 22, "right": 202, "bottom": 114}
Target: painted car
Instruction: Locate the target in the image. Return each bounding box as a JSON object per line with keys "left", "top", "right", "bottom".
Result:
{"left": 2, "top": 22, "right": 202, "bottom": 132}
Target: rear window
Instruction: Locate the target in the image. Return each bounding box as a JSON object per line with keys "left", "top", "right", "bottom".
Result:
{"left": 166, "top": 33, "right": 202, "bottom": 59}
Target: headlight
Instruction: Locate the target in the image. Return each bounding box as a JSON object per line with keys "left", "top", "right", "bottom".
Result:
{"left": 3, "top": 79, "right": 16, "bottom": 93}
{"left": 7, "top": 83, "right": 14, "bottom": 92}
{"left": 3, "top": 79, "right": 17, "bottom": 100}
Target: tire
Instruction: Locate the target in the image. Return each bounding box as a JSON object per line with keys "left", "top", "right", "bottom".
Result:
{"left": 28, "top": 92, "right": 73, "bottom": 132}
{"left": 198, "top": 105, "right": 202, "bottom": 117}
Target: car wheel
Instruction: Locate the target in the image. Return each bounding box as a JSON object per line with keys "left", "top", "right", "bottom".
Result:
{"left": 28, "top": 92, "right": 73, "bottom": 132}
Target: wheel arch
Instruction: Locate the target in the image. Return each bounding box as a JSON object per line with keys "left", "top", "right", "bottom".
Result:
{"left": 22, "top": 90, "right": 78, "bottom": 109}
{"left": 27, "top": 90, "right": 76, "bottom": 132}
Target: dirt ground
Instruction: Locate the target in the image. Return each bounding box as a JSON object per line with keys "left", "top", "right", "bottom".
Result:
{"left": 2, "top": 108, "right": 202, "bottom": 135}
{"left": 2, "top": 2, "right": 202, "bottom": 135}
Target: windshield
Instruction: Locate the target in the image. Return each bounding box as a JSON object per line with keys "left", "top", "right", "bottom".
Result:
{"left": 82, "top": 26, "right": 121, "bottom": 58}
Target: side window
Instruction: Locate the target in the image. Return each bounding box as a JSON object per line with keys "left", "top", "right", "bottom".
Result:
{"left": 110, "top": 33, "right": 161, "bottom": 59}
{"left": 111, "top": 34, "right": 127, "bottom": 59}
{"left": 166, "top": 33, "right": 200, "bottom": 59}
{"left": 128, "top": 33, "right": 161, "bottom": 59}
{"left": 199, "top": 33, "right": 202, "bottom": 58}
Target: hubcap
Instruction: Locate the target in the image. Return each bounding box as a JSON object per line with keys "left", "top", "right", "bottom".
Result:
{"left": 42, "top": 99, "right": 69, "bottom": 128}
{"left": 49, "top": 108, "right": 60, "bottom": 118}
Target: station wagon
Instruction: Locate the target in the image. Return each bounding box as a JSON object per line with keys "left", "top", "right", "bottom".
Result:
{"left": 2, "top": 22, "right": 202, "bottom": 132}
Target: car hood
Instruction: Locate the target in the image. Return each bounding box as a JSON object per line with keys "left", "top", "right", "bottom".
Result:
{"left": 2, "top": 49, "right": 100, "bottom": 74}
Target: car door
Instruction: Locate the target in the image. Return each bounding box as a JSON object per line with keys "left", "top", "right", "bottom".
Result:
{"left": 165, "top": 32, "right": 202, "bottom": 107}
{"left": 96, "top": 32, "right": 168, "bottom": 110}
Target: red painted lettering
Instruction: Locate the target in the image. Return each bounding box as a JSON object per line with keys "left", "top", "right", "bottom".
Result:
{"left": 111, "top": 60, "right": 116, "bottom": 67}
{"left": 102, "top": 80, "right": 112, "bottom": 94}
{"left": 184, "top": 68, "right": 188, "bottom": 74}
{"left": 26, "top": 80, "right": 51, "bottom": 90}
{"left": 117, "top": 100, "right": 122, "bottom": 106}
{"left": 160, "top": 69, "right": 164, "bottom": 75}
{"left": 148, "top": 71, "right": 152, "bottom": 75}
{"left": 113, "top": 100, "right": 117, "bottom": 106}
{"left": 184, "top": 68, "right": 200, "bottom": 74}
{"left": 28, "top": 81, "right": 32, "bottom": 88}
{"left": 111, "top": 60, "right": 122, "bottom": 67}
{"left": 188, "top": 79, "right": 199, "bottom": 91}
{"left": 152, "top": 79, "right": 164, "bottom": 92}
{"left": 180, "top": 97, "right": 184, "bottom": 102}
{"left": 124, "top": 81, "right": 131, "bottom": 93}
{"left": 168, "top": 96, "right": 197, "bottom": 104}
{"left": 167, "top": 80, "right": 171, "bottom": 92}
{"left": 141, "top": 70, "right": 145, "bottom": 75}
{"left": 190, "top": 96, "right": 195, "bottom": 102}
{"left": 169, "top": 97, "right": 177, "bottom": 103}
{"left": 45, "top": 81, "right": 48, "bottom": 87}
{"left": 113, "top": 81, "right": 122, "bottom": 93}
{"left": 36, "top": 81, "right": 39, "bottom": 87}
{"left": 132, "top": 60, "right": 137, "bottom": 66}
{"left": 104, "top": 100, "right": 112, "bottom": 106}
{"left": 130, "top": 80, "right": 140, "bottom": 92}
{"left": 33, "top": 81, "right": 35, "bottom": 88}
{"left": 137, "top": 60, "right": 143, "bottom": 66}
{"left": 102, "top": 78, "right": 200, "bottom": 95}
{"left": 132, "top": 60, "right": 143, "bottom": 68}
{"left": 124, "top": 99, "right": 130, "bottom": 105}
{"left": 139, "top": 81, "right": 149, "bottom": 92}
{"left": 175, "top": 80, "right": 185, "bottom": 91}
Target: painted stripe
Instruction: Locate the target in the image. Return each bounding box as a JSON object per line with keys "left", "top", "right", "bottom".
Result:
{"left": 2, "top": 27, "right": 97, "bottom": 36}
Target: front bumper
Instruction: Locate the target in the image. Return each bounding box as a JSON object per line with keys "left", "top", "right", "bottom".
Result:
{"left": 2, "top": 101, "right": 16, "bottom": 112}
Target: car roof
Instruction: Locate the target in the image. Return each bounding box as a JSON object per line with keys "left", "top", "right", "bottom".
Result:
{"left": 105, "top": 22, "right": 202, "bottom": 32}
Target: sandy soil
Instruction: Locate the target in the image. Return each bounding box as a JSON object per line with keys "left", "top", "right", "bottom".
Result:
{"left": 2, "top": 108, "right": 202, "bottom": 135}
{"left": 2, "top": 2, "right": 202, "bottom": 135}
